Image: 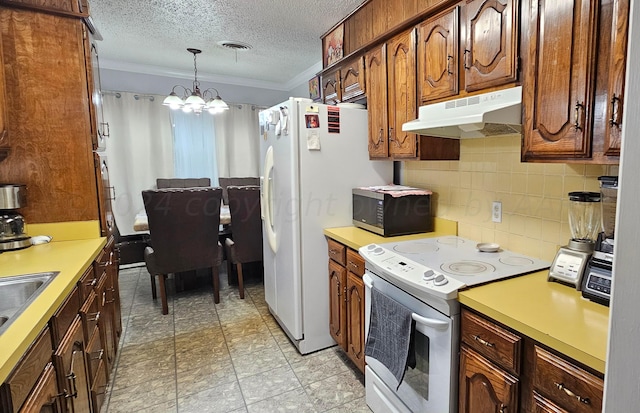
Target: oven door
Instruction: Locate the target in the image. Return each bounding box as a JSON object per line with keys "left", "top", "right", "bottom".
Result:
{"left": 363, "top": 271, "right": 459, "bottom": 413}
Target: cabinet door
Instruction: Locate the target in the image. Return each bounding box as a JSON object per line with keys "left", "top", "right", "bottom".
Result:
{"left": 521, "top": 0, "right": 598, "bottom": 160}
{"left": 602, "top": 0, "right": 629, "bottom": 156}
{"left": 94, "top": 152, "right": 115, "bottom": 238}
{"left": 84, "top": 27, "right": 107, "bottom": 151}
{"left": 96, "top": 273, "right": 115, "bottom": 372}
{"left": 417, "top": 6, "right": 459, "bottom": 103}
{"left": 19, "top": 363, "right": 62, "bottom": 413}
{"left": 464, "top": 0, "right": 518, "bottom": 91}
{"left": 365, "top": 44, "right": 389, "bottom": 158}
{"left": 0, "top": 27, "right": 8, "bottom": 153}
{"left": 340, "top": 56, "right": 366, "bottom": 102}
{"left": 387, "top": 28, "right": 418, "bottom": 158}
{"left": 53, "top": 317, "right": 91, "bottom": 413}
{"left": 459, "top": 345, "right": 518, "bottom": 413}
{"left": 322, "top": 69, "right": 341, "bottom": 105}
{"left": 105, "top": 246, "right": 122, "bottom": 351}
{"left": 328, "top": 260, "right": 347, "bottom": 350}
{"left": 346, "top": 272, "right": 365, "bottom": 373}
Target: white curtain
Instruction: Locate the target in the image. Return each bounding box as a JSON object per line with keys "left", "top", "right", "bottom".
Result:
{"left": 215, "top": 104, "right": 263, "bottom": 177}
{"left": 104, "top": 92, "right": 173, "bottom": 235}
{"left": 170, "top": 110, "right": 219, "bottom": 185}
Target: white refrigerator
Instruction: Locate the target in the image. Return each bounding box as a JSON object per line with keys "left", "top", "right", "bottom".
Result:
{"left": 259, "top": 98, "right": 393, "bottom": 354}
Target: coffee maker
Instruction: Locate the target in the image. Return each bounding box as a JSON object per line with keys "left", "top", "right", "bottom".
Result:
{"left": 0, "top": 184, "right": 32, "bottom": 252}
{"left": 581, "top": 176, "right": 618, "bottom": 305}
{"left": 548, "top": 191, "right": 601, "bottom": 288}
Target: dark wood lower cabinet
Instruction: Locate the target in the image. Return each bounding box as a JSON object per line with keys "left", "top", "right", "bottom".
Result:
{"left": 327, "top": 238, "right": 366, "bottom": 373}
{"left": 0, "top": 242, "right": 120, "bottom": 413}
{"left": 459, "top": 345, "right": 518, "bottom": 413}
{"left": 460, "top": 307, "right": 604, "bottom": 413}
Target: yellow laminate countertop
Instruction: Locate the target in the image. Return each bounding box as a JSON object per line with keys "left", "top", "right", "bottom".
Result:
{"left": 459, "top": 271, "right": 609, "bottom": 374}
{"left": 323, "top": 217, "right": 458, "bottom": 250}
{"left": 0, "top": 236, "right": 106, "bottom": 383}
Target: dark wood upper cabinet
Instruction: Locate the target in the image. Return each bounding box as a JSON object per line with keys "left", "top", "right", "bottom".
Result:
{"left": 322, "top": 68, "right": 341, "bottom": 105}
{"left": 521, "top": 0, "right": 598, "bottom": 160}
{"left": 387, "top": 28, "right": 418, "bottom": 158}
{"left": 365, "top": 43, "right": 389, "bottom": 159}
{"left": 417, "top": 6, "right": 460, "bottom": 103}
{"left": 602, "top": 0, "right": 629, "bottom": 156}
{"left": 418, "top": 0, "right": 518, "bottom": 105}
{"left": 464, "top": 0, "right": 519, "bottom": 91}
{"left": 340, "top": 55, "right": 366, "bottom": 102}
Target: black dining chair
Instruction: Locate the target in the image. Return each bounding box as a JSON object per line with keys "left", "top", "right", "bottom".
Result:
{"left": 142, "top": 187, "right": 223, "bottom": 314}
{"left": 156, "top": 177, "right": 211, "bottom": 188}
{"left": 219, "top": 177, "right": 260, "bottom": 205}
{"left": 224, "top": 185, "right": 263, "bottom": 299}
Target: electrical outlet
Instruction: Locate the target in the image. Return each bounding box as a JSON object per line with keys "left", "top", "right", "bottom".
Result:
{"left": 492, "top": 201, "right": 502, "bottom": 223}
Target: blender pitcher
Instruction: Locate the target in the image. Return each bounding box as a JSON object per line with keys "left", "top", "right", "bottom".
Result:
{"left": 567, "top": 191, "right": 601, "bottom": 252}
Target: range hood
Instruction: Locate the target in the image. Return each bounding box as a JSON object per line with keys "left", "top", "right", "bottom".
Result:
{"left": 402, "top": 86, "right": 522, "bottom": 139}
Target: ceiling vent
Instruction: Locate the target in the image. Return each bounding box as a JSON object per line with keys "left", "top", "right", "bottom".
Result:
{"left": 217, "top": 41, "right": 253, "bottom": 51}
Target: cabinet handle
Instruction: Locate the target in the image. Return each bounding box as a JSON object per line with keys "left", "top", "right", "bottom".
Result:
{"left": 89, "top": 278, "right": 98, "bottom": 287}
{"left": 65, "top": 348, "right": 81, "bottom": 398}
{"left": 336, "top": 277, "right": 341, "bottom": 297}
{"left": 329, "top": 249, "right": 339, "bottom": 255}
{"left": 447, "top": 55, "right": 454, "bottom": 75}
{"left": 388, "top": 127, "right": 394, "bottom": 143}
{"left": 472, "top": 335, "right": 495, "bottom": 347}
{"left": 348, "top": 262, "right": 359, "bottom": 270}
{"left": 100, "top": 122, "right": 110, "bottom": 137}
{"left": 574, "top": 101, "right": 585, "bottom": 131}
{"left": 554, "top": 382, "right": 590, "bottom": 405}
{"left": 102, "top": 291, "right": 107, "bottom": 306}
{"left": 92, "top": 349, "right": 104, "bottom": 361}
{"left": 499, "top": 404, "right": 507, "bottom": 413}
{"left": 464, "top": 49, "right": 471, "bottom": 70}
{"left": 344, "top": 286, "right": 348, "bottom": 303}
{"left": 0, "top": 129, "right": 7, "bottom": 143}
{"left": 88, "top": 311, "right": 101, "bottom": 323}
{"left": 610, "top": 94, "right": 621, "bottom": 127}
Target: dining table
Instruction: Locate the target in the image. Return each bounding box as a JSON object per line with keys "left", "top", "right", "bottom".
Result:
{"left": 133, "top": 204, "right": 231, "bottom": 232}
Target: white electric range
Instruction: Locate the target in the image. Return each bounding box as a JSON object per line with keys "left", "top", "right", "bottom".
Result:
{"left": 359, "top": 236, "right": 550, "bottom": 413}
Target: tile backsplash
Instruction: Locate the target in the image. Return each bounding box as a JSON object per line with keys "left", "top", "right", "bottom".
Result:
{"left": 404, "top": 135, "right": 618, "bottom": 261}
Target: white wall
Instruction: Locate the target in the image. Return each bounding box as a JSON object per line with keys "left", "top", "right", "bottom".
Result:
{"left": 101, "top": 68, "right": 291, "bottom": 107}
{"left": 603, "top": 0, "right": 640, "bottom": 411}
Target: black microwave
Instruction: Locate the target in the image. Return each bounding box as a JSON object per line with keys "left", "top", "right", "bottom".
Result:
{"left": 352, "top": 188, "right": 432, "bottom": 237}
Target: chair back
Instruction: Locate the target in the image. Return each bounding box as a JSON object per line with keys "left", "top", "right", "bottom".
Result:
{"left": 219, "top": 177, "right": 260, "bottom": 205}
{"left": 227, "top": 185, "right": 263, "bottom": 263}
{"left": 142, "top": 187, "right": 222, "bottom": 273}
{"left": 156, "top": 177, "right": 211, "bottom": 189}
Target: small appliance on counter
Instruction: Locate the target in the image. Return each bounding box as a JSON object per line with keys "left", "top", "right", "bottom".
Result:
{"left": 352, "top": 185, "right": 432, "bottom": 237}
{"left": 0, "top": 183, "right": 32, "bottom": 252}
{"left": 548, "top": 191, "right": 601, "bottom": 289}
{"left": 582, "top": 176, "right": 618, "bottom": 305}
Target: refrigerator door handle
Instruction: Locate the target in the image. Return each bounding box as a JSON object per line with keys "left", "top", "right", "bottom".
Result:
{"left": 263, "top": 145, "right": 277, "bottom": 253}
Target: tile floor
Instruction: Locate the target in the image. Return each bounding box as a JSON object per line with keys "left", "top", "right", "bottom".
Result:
{"left": 101, "top": 265, "right": 371, "bottom": 413}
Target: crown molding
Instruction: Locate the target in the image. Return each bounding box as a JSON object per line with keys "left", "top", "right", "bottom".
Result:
{"left": 99, "top": 59, "right": 323, "bottom": 92}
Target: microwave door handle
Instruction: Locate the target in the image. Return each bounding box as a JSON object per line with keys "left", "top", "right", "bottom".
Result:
{"left": 412, "top": 313, "right": 449, "bottom": 330}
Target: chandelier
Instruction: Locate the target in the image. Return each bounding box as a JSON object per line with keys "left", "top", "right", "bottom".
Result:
{"left": 162, "top": 48, "right": 229, "bottom": 114}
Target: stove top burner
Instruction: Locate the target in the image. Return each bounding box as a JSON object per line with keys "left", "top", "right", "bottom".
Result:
{"left": 499, "top": 256, "right": 535, "bottom": 266}
{"left": 441, "top": 261, "right": 496, "bottom": 276}
{"left": 392, "top": 242, "right": 439, "bottom": 254}
{"left": 436, "top": 236, "right": 467, "bottom": 246}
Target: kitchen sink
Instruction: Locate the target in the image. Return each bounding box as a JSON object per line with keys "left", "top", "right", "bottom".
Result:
{"left": 0, "top": 272, "right": 59, "bottom": 335}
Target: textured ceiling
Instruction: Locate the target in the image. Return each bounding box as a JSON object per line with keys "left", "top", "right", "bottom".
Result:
{"left": 90, "top": 0, "right": 364, "bottom": 88}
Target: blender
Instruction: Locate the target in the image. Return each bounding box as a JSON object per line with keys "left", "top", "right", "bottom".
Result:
{"left": 0, "top": 184, "right": 32, "bottom": 252}
{"left": 582, "top": 176, "right": 618, "bottom": 305}
{"left": 548, "top": 191, "right": 601, "bottom": 289}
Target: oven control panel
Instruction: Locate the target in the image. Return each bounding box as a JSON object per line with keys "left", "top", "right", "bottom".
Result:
{"left": 360, "top": 244, "right": 465, "bottom": 300}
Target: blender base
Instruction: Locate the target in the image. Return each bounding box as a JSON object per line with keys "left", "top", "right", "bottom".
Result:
{"left": 548, "top": 246, "right": 592, "bottom": 289}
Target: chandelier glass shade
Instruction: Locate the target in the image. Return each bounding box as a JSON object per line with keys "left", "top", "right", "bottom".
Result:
{"left": 163, "top": 48, "right": 229, "bottom": 114}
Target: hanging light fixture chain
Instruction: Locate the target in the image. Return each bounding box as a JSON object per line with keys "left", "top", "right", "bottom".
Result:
{"left": 192, "top": 49, "right": 200, "bottom": 89}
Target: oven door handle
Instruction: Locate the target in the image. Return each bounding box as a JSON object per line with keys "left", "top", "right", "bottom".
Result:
{"left": 411, "top": 313, "right": 449, "bottom": 330}
{"left": 363, "top": 273, "right": 450, "bottom": 331}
